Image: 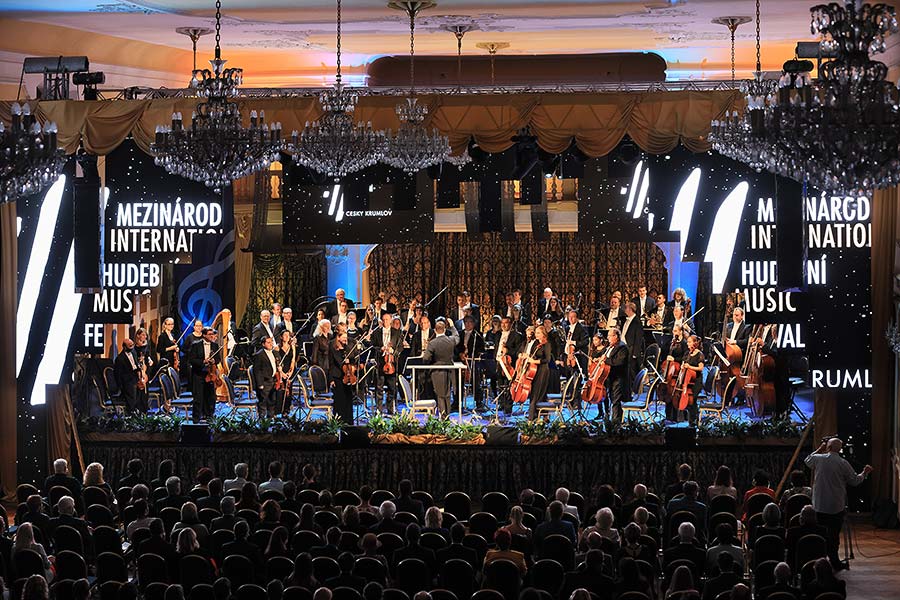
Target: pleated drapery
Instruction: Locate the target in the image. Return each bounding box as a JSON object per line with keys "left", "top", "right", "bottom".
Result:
{"left": 0, "top": 90, "right": 740, "bottom": 158}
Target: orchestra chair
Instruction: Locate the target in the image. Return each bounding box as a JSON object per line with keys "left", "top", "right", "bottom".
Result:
{"left": 100, "top": 367, "right": 127, "bottom": 415}
{"left": 621, "top": 368, "right": 651, "bottom": 421}
{"left": 228, "top": 356, "right": 251, "bottom": 399}
{"left": 399, "top": 375, "right": 435, "bottom": 417}
{"left": 160, "top": 371, "right": 192, "bottom": 417}
{"left": 146, "top": 362, "right": 167, "bottom": 411}
{"left": 698, "top": 367, "right": 733, "bottom": 421}
{"left": 538, "top": 374, "right": 578, "bottom": 421}
{"left": 167, "top": 367, "right": 193, "bottom": 406}
{"left": 223, "top": 374, "right": 257, "bottom": 418}
{"left": 304, "top": 365, "right": 335, "bottom": 421}
{"left": 644, "top": 344, "right": 661, "bottom": 374}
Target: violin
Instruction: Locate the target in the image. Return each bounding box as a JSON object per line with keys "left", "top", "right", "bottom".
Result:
{"left": 275, "top": 369, "right": 284, "bottom": 391}
{"left": 460, "top": 348, "right": 471, "bottom": 384}
{"left": 565, "top": 325, "right": 578, "bottom": 368}
{"left": 204, "top": 357, "right": 224, "bottom": 387}
{"left": 136, "top": 354, "right": 148, "bottom": 391}
{"left": 581, "top": 350, "right": 610, "bottom": 404}
{"left": 671, "top": 358, "right": 699, "bottom": 411}
{"left": 510, "top": 343, "right": 541, "bottom": 404}
{"left": 342, "top": 362, "right": 359, "bottom": 385}
{"left": 383, "top": 345, "right": 396, "bottom": 375}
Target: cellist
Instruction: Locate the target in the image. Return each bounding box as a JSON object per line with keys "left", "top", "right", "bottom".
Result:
{"left": 526, "top": 325, "right": 553, "bottom": 421}
{"left": 679, "top": 334, "right": 705, "bottom": 425}
{"left": 585, "top": 333, "right": 610, "bottom": 418}
{"left": 663, "top": 324, "right": 689, "bottom": 421}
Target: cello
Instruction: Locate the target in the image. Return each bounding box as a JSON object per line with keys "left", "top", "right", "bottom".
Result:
{"left": 671, "top": 361, "right": 699, "bottom": 411}
{"left": 510, "top": 342, "right": 542, "bottom": 404}
{"left": 581, "top": 353, "right": 610, "bottom": 404}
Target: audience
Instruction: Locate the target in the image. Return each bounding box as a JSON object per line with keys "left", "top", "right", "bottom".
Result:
{"left": 9, "top": 455, "right": 856, "bottom": 600}
{"left": 742, "top": 471, "right": 776, "bottom": 520}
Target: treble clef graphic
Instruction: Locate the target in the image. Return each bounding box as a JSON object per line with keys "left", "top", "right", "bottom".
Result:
{"left": 177, "top": 230, "right": 235, "bottom": 329}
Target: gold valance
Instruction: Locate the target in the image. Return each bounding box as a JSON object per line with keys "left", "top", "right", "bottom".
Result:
{"left": 0, "top": 90, "right": 740, "bottom": 158}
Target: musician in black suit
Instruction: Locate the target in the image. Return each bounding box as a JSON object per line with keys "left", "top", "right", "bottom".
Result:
{"left": 537, "top": 287, "right": 554, "bottom": 319}
{"left": 560, "top": 308, "right": 590, "bottom": 390}
{"left": 724, "top": 307, "right": 750, "bottom": 354}
{"left": 648, "top": 294, "right": 671, "bottom": 327}
{"left": 620, "top": 302, "right": 645, "bottom": 382}
{"left": 409, "top": 315, "right": 436, "bottom": 357}
{"left": 421, "top": 320, "right": 459, "bottom": 417}
{"left": 274, "top": 307, "right": 297, "bottom": 339}
{"left": 188, "top": 328, "right": 220, "bottom": 422}
{"left": 253, "top": 336, "right": 278, "bottom": 418}
{"left": 324, "top": 288, "right": 356, "bottom": 319}
{"left": 456, "top": 315, "right": 486, "bottom": 411}
{"left": 602, "top": 328, "right": 629, "bottom": 425}
{"left": 633, "top": 286, "right": 655, "bottom": 319}
{"left": 251, "top": 310, "right": 276, "bottom": 352}
{"left": 372, "top": 313, "right": 403, "bottom": 413}
{"left": 451, "top": 291, "right": 480, "bottom": 327}
{"left": 512, "top": 289, "right": 530, "bottom": 325}
{"left": 496, "top": 317, "right": 522, "bottom": 383}
{"left": 600, "top": 296, "right": 627, "bottom": 330}
{"left": 113, "top": 339, "right": 143, "bottom": 413}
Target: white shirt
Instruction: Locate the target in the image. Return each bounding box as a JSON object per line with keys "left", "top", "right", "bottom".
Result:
{"left": 457, "top": 306, "right": 467, "bottom": 321}
{"left": 337, "top": 312, "right": 348, "bottom": 324}
{"left": 730, "top": 322, "right": 741, "bottom": 342}
{"left": 262, "top": 322, "right": 273, "bottom": 338}
{"left": 420, "top": 329, "right": 431, "bottom": 350}
{"left": 621, "top": 316, "right": 635, "bottom": 343}
{"left": 203, "top": 341, "right": 211, "bottom": 360}
{"left": 383, "top": 329, "right": 391, "bottom": 347}
{"left": 608, "top": 309, "right": 619, "bottom": 327}
{"left": 283, "top": 320, "right": 294, "bottom": 333}
{"left": 264, "top": 349, "right": 276, "bottom": 374}
{"left": 500, "top": 330, "right": 511, "bottom": 348}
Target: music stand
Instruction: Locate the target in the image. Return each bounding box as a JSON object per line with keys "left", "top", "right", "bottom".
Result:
{"left": 407, "top": 362, "right": 467, "bottom": 423}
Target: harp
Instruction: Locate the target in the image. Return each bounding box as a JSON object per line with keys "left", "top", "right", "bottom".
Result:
{"left": 211, "top": 308, "right": 232, "bottom": 400}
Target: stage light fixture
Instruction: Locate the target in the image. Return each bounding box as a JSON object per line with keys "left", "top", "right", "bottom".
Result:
{"left": 510, "top": 128, "right": 539, "bottom": 180}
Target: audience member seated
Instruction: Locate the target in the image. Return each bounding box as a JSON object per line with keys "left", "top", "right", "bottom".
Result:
{"left": 192, "top": 467, "right": 214, "bottom": 495}
{"left": 667, "top": 481, "right": 708, "bottom": 534}
{"left": 534, "top": 501, "right": 577, "bottom": 555}
{"left": 156, "top": 476, "right": 190, "bottom": 514}
{"left": 0, "top": 516, "right": 14, "bottom": 577}
{"left": 422, "top": 506, "right": 451, "bottom": 542}
{"left": 299, "top": 503, "right": 324, "bottom": 536}
{"left": 342, "top": 505, "right": 365, "bottom": 536}
{"left": 579, "top": 507, "right": 619, "bottom": 550}
{"left": 224, "top": 463, "right": 250, "bottom": 493}
{"left": 211, "top": 496, "right": 241, "bottom": 532}
{"left": 20, "top": 494, "right": 51, "bottom": 535}
{"left": 622, "top": 484, "right": 657, "bottom": 522}
{"left": 803, "top": 557, "right": 847, "bottom": 599}
{"left": 260, "top": 461, "right": 286, "bottom": 494}
{"left": 666, "top": 564, "right": 700, "bottom": 599}
{"left": 318, "top": 491, "right": 342, "bottom": 517}
{"left": 300, "top": 464, "right": 324, "bottom": 491}
{"left": 369, "top": 501, "right": 406, "bottom": 536}
{"left": 393, "top": 523, "right": 437, "bottom": 577}
{"left": 149, "top": 459, "right": 175, "bottom": 491}
{"left": 707, "top": 465, "right": 738, "bottom": 501}
{"left": 137, "top": 518, "right": 178, "bottom": 573}
{"left": 633, "top": 506, "right": 654, "bottom": 537}
{"left": 665, "top": 463, "right": 693, "bottom": 501}
{"left": 311, "top": 527, "right": 342, "bottom": 559}
{"left": 265, "top": 526, "right": 291, "bottom": 560}
{"left": 742, "top": 470, "right": 776, "bottom": 521}
{"left": 757, "top": 561, "right": 802, "bottom": 600}
{"left": 171, "top": 502, "right": 210, "bottom": 549}
{"left": 501, "top": 506, "right": 532, "bottom": 543}
{"left": 780, "top": 470, "right": 813, "bottom": 508}
{"left": 12, "top": 522, "right": 52, "bottom": 580}
{"left": 198, "top": 478, "right": 225, "bottom": 511}
{"left": 237, "top": 482, "right": 262, "bottom": 512}
{"left": 358, "top": 533, "right": 390, "bottom": 572}
{"left": 705, "top": 523, "right": 743, "bottom": 575}
{"left": 786, "top": 506, "right": 828, "bottom": 568}
{"left": 286, "top": 552, "right": 319, "bottom": 590}
{"left": 281, "top": 481, "right": 302, "bottom": 514}
{"left": 222, "top": 520, "right": 263, "bottom": 571}
{"left": 663, "top": 523, "right": 706, "bottom": 575}
{"left": 83, "top": 462, "right": 113, "bottom": 498}
{"left": 702, "top": 551, "right": 741, "bottom": 600}
{"left": 435, "top": 522, "right": 479, "bottom": 570}
{"left": 326, "top": 551, "right": 366, "bottom": 591}
{"left": 394, "top": 479, "right": 426, "bottom": 524}
{"left": 483, "top": 529, "right": 527, "bottom": 577}
{"left": 118, "top": 458, "right": 147, "bottom": 489}
{"left": 518, "top": 489, "right": 544, "bottom": 524}
{"left": 125, "top": 498, "right": 153, "bottom": 540}
{"left": 616, "top": 523, "right": 655, "bottom": 565}
{"left": 43, "top": 458, "right": 83, "bottom": 499}
{"left": 358, "top": 486, "right": 378, "bottom": 515}
{"left": 614, "top": 557, "right": 654, "bottom": 599}
{"left": 258, "top": 499, "right": 283, "bottom": 531}
{"left": 750, "top": 503, "right": 786, "bottom": 547}
{"left": 562, "top": 549, "right": 614, "bottom": 600}
{"left": 552, "top": 487, "right": 580, "bottom": 520}
{"left": 731, "top": 582, "right": 751, "bottom": 600}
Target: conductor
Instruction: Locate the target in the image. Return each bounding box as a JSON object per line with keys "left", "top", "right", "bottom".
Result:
{"left": 421, "top": 320, "right": 459, "bottom": 418}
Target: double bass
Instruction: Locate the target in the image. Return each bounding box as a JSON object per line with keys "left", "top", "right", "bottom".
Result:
{"left": 716, "top": 292, "right": 745, "bottom": 396}
{"left": 510, "top": 343, "right": 541, "bottom": 404}
{"left": 746, "top": 324, "right": 778, "bottom": 416}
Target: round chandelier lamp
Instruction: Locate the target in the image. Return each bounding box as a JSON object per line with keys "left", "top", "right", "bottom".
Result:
{"left": 0, "top": 102, "right": 65, "bottom": 204}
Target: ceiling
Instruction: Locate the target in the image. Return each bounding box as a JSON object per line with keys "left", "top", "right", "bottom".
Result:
{"left": 0, "top": 0, "right": 894, "bottom": 89}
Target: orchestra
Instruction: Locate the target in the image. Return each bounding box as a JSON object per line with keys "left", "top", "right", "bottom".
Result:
{"left": 111, "top": 283, "right": 784, "bottom": 427}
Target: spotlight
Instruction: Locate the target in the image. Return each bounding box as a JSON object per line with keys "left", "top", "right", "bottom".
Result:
{"left": 539, "top": 149, "right": 560, "bottom": 179}
{"left": 510, "top": 128, "right": 539, "bottom": 180}
{"left": 73, "top": 71, "right": 105, "bottom": 100}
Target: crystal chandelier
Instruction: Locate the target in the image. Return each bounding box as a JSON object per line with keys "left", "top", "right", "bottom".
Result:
{"left": 382, "top": 1, "right": 450, "bottom": 174}
{"left": 152, "top": 0, "right": 283, "bottom": 192}
{"left": 709, "top": 0, "right": 777, "bottom": 173}
{"left": 289, "top": 0, "right": 387, "bottom": 179}
{"left": 0, "top": 103, "right": 65, "bottom": 204}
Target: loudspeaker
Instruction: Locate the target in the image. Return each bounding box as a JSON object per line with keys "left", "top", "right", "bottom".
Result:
{"left": 73, "top": 154, "right": 103, "bottom": 293}
{"left": 341, "top": 425, "right": 371, "bottom": 447}
{"left": 179, "top": 424, "right": 211, "bottom": 444}
{"left": 665, "top": 427, "right": 696, "bottom": 449}
{"left": 776, "top": 178, "right": 807, "bottom": 290}
{"left": 485, "top": 425, "right": 519, "bottom": 446}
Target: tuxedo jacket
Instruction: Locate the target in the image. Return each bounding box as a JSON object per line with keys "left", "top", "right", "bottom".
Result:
{"left": 455, "top": 329, "right": 485, "bottom": 360}
{"left": 251, "top": 321, "right": 276, "bottom": 351}
{"left": 605, "top": 342, "right": 629, "bottom": 378}
{"left": 188, "top": 340, "right": 221, "bottom": 381}
{"left": 372, "top": 327, "right": 404, "bottom": 367}
{"left": 252, "top": 349, "right": 277, "bottom": 391}
{"left": 113, "top": 349, "right": 140, "bottom": 387}
{"left": 274, "top": 321, "right": 298, "bottom": 339}
{"left": 621, "top": 317, "right": 645, "bottom": 359}
{"left": 725, "top": 321, "right": 751, "bottom": 353}
{"left": 498, "top": 330, "right": 523, "bottom": 359}
{"left": 602, "top": 308, "right": 627, "bottom": 329}
{"left": 561, "top": 322, "right": 590, "bottom": 354}
{"left": 324, "top": 298, "right": 356, "bottom": 319}
{"left": 633, "top": 295, "right": 655, "bottom": 317}
{"left": 410, "top": 327, "right": 436, "bottom": 356}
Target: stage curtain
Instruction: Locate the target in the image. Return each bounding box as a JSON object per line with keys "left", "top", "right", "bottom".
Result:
{"left": 871, "top": 186, "right": 898, "bottom": 500}
{"left": 0, "top": 91, "right": 740, "bottom": 159}
{"left": 240, "top": 253, "right": 327, "bottom": 331}
{"left": 367, "top": 233, "right": 667, "bottom": 328}
{"left": 0, "top": 202, "right": 16, "bottom": 501}
{"left": 82, "top": 440, "right": 798, "bottom": 505}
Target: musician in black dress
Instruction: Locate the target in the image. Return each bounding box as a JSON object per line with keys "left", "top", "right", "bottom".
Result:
{"left": 679, "top": 335, "right": 705, "bottom": 426}
{"left": 275, "top": 329, "right": 297, "bottom": 415}
{"left": 664, "top": 325, "right": 689, "bottom": 421}
{"left": 483, "top": 316, "right": 503, "bottom": 398}
{"left": 542, "top": 316, "right": 563, "bottom": 395}
{"left": 526, "top": 325, "right": 553, "bottom": 421}
{"left": 310, "top": 319, "right": 333, "bottom": 373}
{"left": 585, "top": 333, "right": 610, "bottom": 417}
{"left": 329, "top": 330, "right": 355, "bottom": 424}
{"left": 182, "top": 319, "right": 204, "bottom": 383}
{"left": 157, "top": 317, "right": 179, "bottom": 371}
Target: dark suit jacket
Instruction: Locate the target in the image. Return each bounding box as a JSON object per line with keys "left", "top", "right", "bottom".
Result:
{"left": 325, "top": 298, "right": 355, "bottom": 319}
{"left": 633, "top": 295, "right": 655, "bottom": 317}
{"left": 251, "top": 322, "right": 277, "bottom": 351}
{"left": 188, "top": 340, "right": 220, "bottom": 383}
{"left": 368, "top": 518, "right": 407, "bottom": 537}
{"left": 196, "top": 495, "right": 224, "bottom": 512}
{"left": 394, "top": 496, "right": 425, "bottom": 524}
{"left": 435, "top": 543, "right": 479, "bottom": 570}
{"left": 602, "top": 307, "right": 627, "bottom": 329}
{"left": 534, "top": 519, "right": 577, "bottom": 552}
{"left": 114, "top": 349, "right": 140, "bottom": 388}
{"left": 252, "top": 349, "right": 277, "bottom": 391}
{"left": 561, "top": 322, "right": 590, "bottom": 355}
{"left": 210, "top": 514, "right": 242, "bottom": 532}
{"left": 621, "top": 316, "right": 645, "bottom": 359}
{"left": 48, "top": 515, "right": 94, "bottom": 553}
{"left": 221, "top": 539, "right": 264, "bottom": 570}
{"left": 499, "top": 330, "right": 523, "bottom": 360}
{"left": 154, "top": 494, "right": 190, "bottom": 515}
{"left": 21, "top": 511, "right": 51, "bottom": 537}
{"left": 605, "top": 342, "right": 629, "bottom": 381}
{"left": 422, "top": 328, "right": 459, "bottom": 368}
{"left": 410, "top": 328, "right": 436, "bottom": 356}
{"left": 663, "top": 542, "right": 707, "bottom": 573}
{"left": 43, "top": 473, "right": 82, "bottom": 499}
{"left": 274, "top": 321, "right": 298, "bottom": 340}
{"left": 372, "top": 327, "right": 404, "bottom": 369}
{"left": 725, "top": 321, "right": 751, "bottom": 353}
{"left": 455, "top": 328, "right": 485, "bottom": 360}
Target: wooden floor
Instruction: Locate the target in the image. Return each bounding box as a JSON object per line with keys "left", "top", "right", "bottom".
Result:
{"left": 841, "top": 515, "right": 900, "bottom": 600}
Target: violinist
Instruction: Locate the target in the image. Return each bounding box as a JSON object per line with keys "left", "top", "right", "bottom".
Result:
{"left": 310, "top": 319, "right": 333, "bottom": 372}
{"left": 274, "top": 307, "right": 296, "bottom": 338}
{"left": 276, "top": 329, "right": 297, "bottom": 415}
{"left": 456, "top": 315, "right": 486, "bottom": 411}
{"left": 680, "top": 334, "right": 705, "bottom": 425}
{"left": 329, "top": 330, "right": 355, "bottom": 423}
{"left": 134, "top": 327, "right": 154, "bottom": 376}
{"left": 373, "top": 312, "right": 403, "bottom": 414}
{"left": 525, "top": 325, "right": 553, "bottom": 421}
{"left": 253, "top": 336, "right": 279, "bottom": 418}
{"left": 665, "top": 305, "right": 691, "bottom": 335}
{"left": 157, "top": 317, "right": 179, "bottom": 371}
{"left": 602, "top": 328, "right": 629, "bottom": 425}
{"left": 188, "top": 327, "right": 220, "bottom": 423}
{"left": 496, "top": 317, "right": 522, "bottom": 382}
